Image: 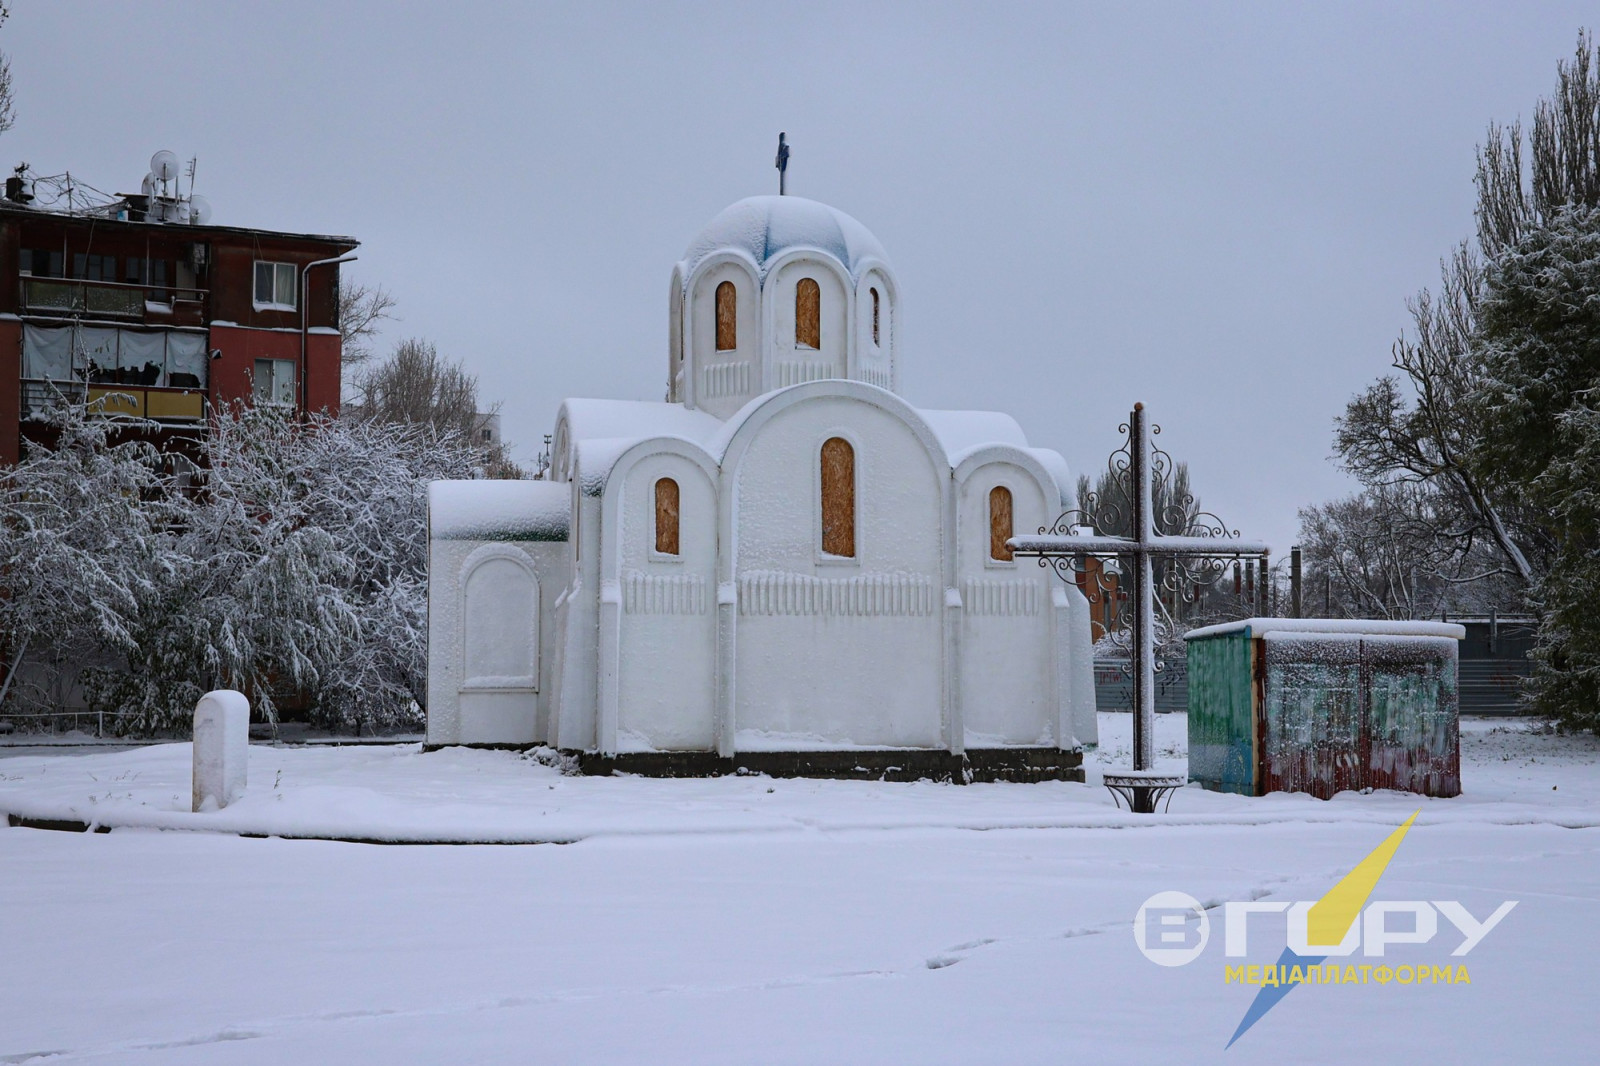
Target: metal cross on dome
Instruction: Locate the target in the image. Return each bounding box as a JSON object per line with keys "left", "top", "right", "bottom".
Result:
{"left": 1009, "top": 403, "right": 1270, "bottom": 812}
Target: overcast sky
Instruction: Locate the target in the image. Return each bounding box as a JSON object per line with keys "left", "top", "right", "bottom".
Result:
{"left": 5, "top": 2, "right": 1594, "bottom": 554}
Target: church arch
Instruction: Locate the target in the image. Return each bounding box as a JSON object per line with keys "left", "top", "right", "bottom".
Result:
{"left": 667, "top": 265, "right": 685, "bottom": 402}
{"left": 715, "top": 280, "right": 737, "bottom": 351}
{"left": 796, "top": 277, "right": 821, "bottom": 349}
{"left": 714, "top": 381, "right": 954, "bottom": 756}
{"left": 820, "top": 436, "right": 856, "bottom": 558}
{"left": 596, "top": 438, "right": 721, "bottom": 756}
{"left": 853, "top": 264, "right": 896, "bottom": 391}
{"left": 457, "top": 545, "right": 540, "bottom": 690}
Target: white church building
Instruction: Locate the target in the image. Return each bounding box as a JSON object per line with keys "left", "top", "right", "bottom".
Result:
{"left": 425, "top": 194, "right": 1098, "bottom": 780}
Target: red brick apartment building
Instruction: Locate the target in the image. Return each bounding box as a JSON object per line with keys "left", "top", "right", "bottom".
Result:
{"left": 0, "top": 177, "right": 357, "bottom": 464}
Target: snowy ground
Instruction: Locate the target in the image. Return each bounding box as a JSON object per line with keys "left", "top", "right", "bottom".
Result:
{"left": 1, "top": 713, "right": 1595, "bottom": 1063}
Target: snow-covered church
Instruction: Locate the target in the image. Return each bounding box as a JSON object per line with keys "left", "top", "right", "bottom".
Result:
{"left": 425, "top": 194, "right": 1098, "bottom": 780}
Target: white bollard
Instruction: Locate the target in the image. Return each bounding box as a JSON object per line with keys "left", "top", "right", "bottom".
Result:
{"left": 192, "top": 689, "right": 250, "bottom": 812}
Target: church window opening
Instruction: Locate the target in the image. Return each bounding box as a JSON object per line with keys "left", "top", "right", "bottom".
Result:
{"left": 796, "top": 277, "right": 821, "bottom": 349}
{"left": 820, "top": 437, "right": 855, "bottom": 557}
{"left": 870, "top": 287, "right": 880, "bottom": 346}
{"left": 989, "top": 486, "right": 1014, "bottom": 562}
{"left": 654, "top": 477, "right": 680, "bottom": 556}
{"left": 715, "top": 281, "right": 737, "bottom": 351}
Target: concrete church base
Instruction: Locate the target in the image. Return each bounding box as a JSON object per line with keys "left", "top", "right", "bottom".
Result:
{"left": 570, "top": 747, "right": 1084, "bottom": 784}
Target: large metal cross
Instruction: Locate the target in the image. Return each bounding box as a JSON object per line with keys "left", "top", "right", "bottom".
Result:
{"left": 1010, "top": 403, "right": 1269, "bottom": 809}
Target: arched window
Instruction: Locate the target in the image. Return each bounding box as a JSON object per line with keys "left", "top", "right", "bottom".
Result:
{"left": 796, "top": 277, "right": 821, "bottom": 349}
{"left": 820, "top": 437, "right": 855, "bottom": 557}
{"left": 870, "top": 287, "right": 881, "bottom": 347}
{"left": 715, "top": 281, "right": 737, "bottom": 351}
{"left": 989, "top": 486, "right": 1014, "bottom": 562}
{"left": 654, "top": 477, "right": 680, "bottom": 556}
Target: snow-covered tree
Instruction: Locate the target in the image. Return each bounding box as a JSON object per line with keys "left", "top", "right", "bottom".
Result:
{"left": 0, "top": 4, "right": 16, "bottom": 138}
{"left": 336, "top": 278, "right": 397, "bottom": 369}
{"left": 95, "top": 405, "right": 481, "bottom": 732}
{"left": 1334, "top": 245, "right": 1547, "bottom": 592}
{"left": 2, "top": 400, "right": 483, "bottom": 733}
{"left": 1296, "top": 483, "right": 1518, "bottom": 620}
{"left": 0, "top": 397, "right": 173, "bottom": 715}
{"left": 350, "top": 337, "right": 523, "bottom": 478}
{"left": 1472, "top": 204, "right": 1600, "bottom": 730}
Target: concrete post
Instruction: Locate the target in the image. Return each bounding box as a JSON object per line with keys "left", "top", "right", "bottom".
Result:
{"left": 193, "top": 689, "right": 249, "bottom": 812}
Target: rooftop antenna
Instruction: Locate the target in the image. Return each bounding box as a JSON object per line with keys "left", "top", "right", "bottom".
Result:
{"left": 775, "top": 132, "right": 789, "bottom": 195}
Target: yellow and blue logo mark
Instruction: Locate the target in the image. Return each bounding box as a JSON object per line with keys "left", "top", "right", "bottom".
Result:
{"left": 1225, "top": 811, "right": 1418, "bottom": 1047}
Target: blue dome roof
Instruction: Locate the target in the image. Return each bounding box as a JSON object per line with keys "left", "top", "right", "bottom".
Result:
{"left": 680, "top": 196, "right": 889, "bottom": 282}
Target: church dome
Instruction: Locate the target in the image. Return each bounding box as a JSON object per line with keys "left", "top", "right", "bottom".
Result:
{"left": 680, "top": 195, "right": 890, "bottom": 281}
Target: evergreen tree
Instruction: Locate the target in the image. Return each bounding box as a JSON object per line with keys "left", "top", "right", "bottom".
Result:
{"left": 1473, "top": 204, "right": 1600, "bottom": 729}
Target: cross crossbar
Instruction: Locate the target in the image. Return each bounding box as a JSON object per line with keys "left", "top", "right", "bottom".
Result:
{"left": 1006, "top": 403, "right": 1269, "bottom": 812}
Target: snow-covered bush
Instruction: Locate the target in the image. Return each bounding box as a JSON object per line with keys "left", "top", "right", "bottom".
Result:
{"left": 2, "top": 402, "right": 482, "bottom": 732}
{"left": 0, "top": 397, "right": 175, "bottom": 715}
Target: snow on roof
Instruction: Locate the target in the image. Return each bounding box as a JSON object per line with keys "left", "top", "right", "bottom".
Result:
{"left": 919, "top": 409, "right": 1029, "bottom": 458}
{"left": 1026, "top": 447, "right": 1078, "bottom": 510}
{"left": 429, "top": 480, "right": 570, "bottom": 541}
{"left": 679, "top": 196, "right": 890, "bottom": 282}
{"left": 558, "top": 390, "right": 1073, "bottom": 507}
{"left": 1184, "top": 617, "right": 1467, "bottom": 641}
{"left": 557, "top": 398, "right": 723, "bottom": 448}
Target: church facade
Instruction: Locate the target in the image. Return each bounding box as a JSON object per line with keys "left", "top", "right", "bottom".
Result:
{"left": 425, "top": 195, "right": 1097, "bottom": 780}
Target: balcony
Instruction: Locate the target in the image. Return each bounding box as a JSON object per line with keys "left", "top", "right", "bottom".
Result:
{"left": 19, "top": 277, "right": 207, "bottom": 327}
{"left": 22, "top": 380, "right": 207, "bottom": 423}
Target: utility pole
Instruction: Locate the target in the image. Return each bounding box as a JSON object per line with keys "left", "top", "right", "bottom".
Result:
{"left": 1290, "top": 545, "right": 1303, "bottom": 619}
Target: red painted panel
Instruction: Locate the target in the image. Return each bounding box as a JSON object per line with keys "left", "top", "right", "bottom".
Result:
{"left": 305, "top": 331, "right": 341, "bottom": 417}
{"left": 0, "top": 319, "right": 19, "bottom": 464}
{"left": 207, "top": 323, "right": 342, "bottom": 416}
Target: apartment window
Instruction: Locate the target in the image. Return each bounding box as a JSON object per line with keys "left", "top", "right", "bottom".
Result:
{"left": 73, "top": 253, "right": 118, "bottom": 282}
{"left": 481, "top": 428, "right": 493, "bottom": 443}
{"left": 253, "top": 358, "right": 297, "bottom": 406}
{"left": 254, "top": 261, "right": 298, "bottom": 310}
{"left": 18, "top": 249, "right": 64, "bottom": 277}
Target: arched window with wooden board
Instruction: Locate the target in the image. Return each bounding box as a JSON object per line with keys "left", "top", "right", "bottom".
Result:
{"left": 870, "top": 286, "right": 881, "bottom": 347}
{"left": 795, "top": 277, "right": 821, "bottom": 349}
{"left": 715, "top": 280, "right": 737, "bottom": 351}
{"left": 989, "top": 485, "right": 1014, "bottom": 562}
{"left": 820, "top": 437, "right": 855, "bottom": 558}
{"left": 654, "top": 477, "right": 680, "bottom": 556}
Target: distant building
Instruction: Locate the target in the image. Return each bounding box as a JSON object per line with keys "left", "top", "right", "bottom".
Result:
{"left": 1447, "top": 613, "right": 1537, "bottom": 715}
{"left": 471, "top": 411, "right": 501, "bottom": 454}
{"left": 0, "top": 161, "right": 357, "bottom": 464}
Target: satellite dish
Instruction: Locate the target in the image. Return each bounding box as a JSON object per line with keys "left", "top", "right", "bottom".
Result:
{"left": 141, "top": 172, "right": 157, "bottom": 197}
{"left": 150, "top": 150, "right": 179, "bottom": 183}
{"left": 188, "top": 195, "right": 212, "bottom": 225}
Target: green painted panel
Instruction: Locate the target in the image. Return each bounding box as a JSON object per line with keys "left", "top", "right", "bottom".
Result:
{"left": 1262, "top": 637, "right": 1363, "bottom": 799}
{"left": 1187, "top": 630, "right": 1255, "bottom": 794}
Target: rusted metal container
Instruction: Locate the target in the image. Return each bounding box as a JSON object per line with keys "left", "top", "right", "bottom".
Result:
{"left": 1184, "top": 618, "right": 1464, "bottom": 799}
